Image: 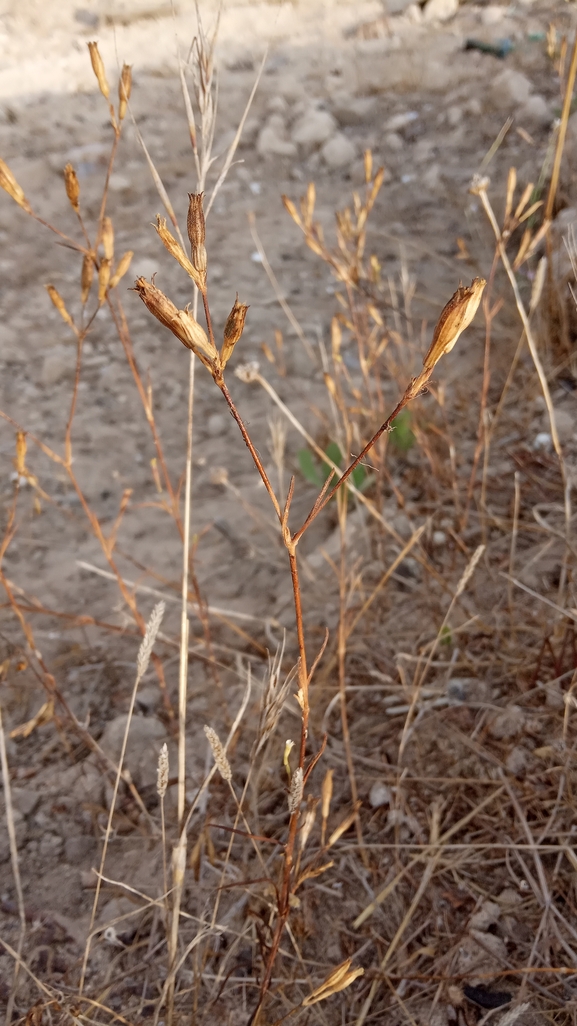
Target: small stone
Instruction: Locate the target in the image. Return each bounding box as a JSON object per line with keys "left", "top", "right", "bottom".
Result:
{"left": 469, "top": 899, "right": 501, "bottom": 931}
{"left": 518, "top": 94, "right": 552, "bottom": 127}
{"left": 490, "top": 69, "right": 532, "bottom": 111}
{"left": 322, "top": 132, "right": 356, "bottom": 170}
{"left": 207, "top": 413, "right": 226, "bottom": 437}
{"left": 488, "top": 705, "right": 525, "bottom": 740}
{"left": 369, "top": 782, "right": 391, "bottom": 808}
{"left": 506, "top": 745, "right": 529, "bottom": 777}
{"left": 386, "top": 111, "right": 418, "bottom": 132}
{"left": 291, "top": 109, "right": 337, "bottom": 152}
{"left": 447, "top": 678, "right": 489, "bottom": 704}
{"left": 384, "top": 131, "right": 403, "bottom": 152}
{"left": 332, "top": 94, "right": 376, "bottom": 127}
{"left": 423, "top": 0, "right": 458, "bottom": 21}
{"left": 432, "top": 530, "right": 446, "bottom": 546}
{"left": 533, "top": 431, "right": 552, "bottom": 451}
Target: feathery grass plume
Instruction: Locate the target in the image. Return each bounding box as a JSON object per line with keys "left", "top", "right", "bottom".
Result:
{"left": 109, "top": 251, "right": 133, "bottom": 290}
{"left": 288, "top": 766, "right": 304, "bottom": 814}
{"left": 187, "top": 192, "right": 207, "bottom": 288}
{"left": 154, "top": 216, "right": 204, "bottom": 290}
{"left": 137, "top": 601, "right": 165, "bottom": 679}
{"left": 132, "top": 277, "right": 218, "bottom": 371}
{"left": 0, "top": 157, "right": 32, "bottom": 213}
{"left": 102, "top": 216, "right": 114, "bottom": 262}
{"left": 256, "top": 643, "right": 297, "bottom": 755}
{"left": 45, "top": 285, "right": 74, "bottom": 330}
{"left": 81, "top": 254, "right": 94, "bottom": 305}
{"left": 98, "top": 258, "right": 111, "bottom": 303}
{"left": 157, "top": 742, "right": 169, "bottom": 798}
{"left": 87, "top": 41, "right": 110, "bottom": 99}
{"left": 63, "top": 163, "right": 80, "bottom": 212}
{"left": 302, "top": 959, "right": 364, "bottom": 1007}
{"left": 203, "top": 725, "right": 232, "bottom": 782}
{"left": 118, "top": 64, "right": 132, "bottom": 121}
{"left": 221, "top": 294, "right": 249, "bottom": 368}
{"left": 423, "top": 277, "right": 486, "bottom": 371}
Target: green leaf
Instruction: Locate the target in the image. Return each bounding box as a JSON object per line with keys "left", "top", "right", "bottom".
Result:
{"left": 322, "top": 441, "right": 343, "bottom": 481}
{"left": 390, "top": 409, "right": 415, "bottom": 452}
{"left": 298, "top": 448, "right": 322, "bottom": 486}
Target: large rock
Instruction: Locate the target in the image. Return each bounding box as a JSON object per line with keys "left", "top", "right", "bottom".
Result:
{"left": 490, "top": 69, "right": 532, "bottom": 111}
{"left": 291, "top": 109, "right": 337, "bottom": 153}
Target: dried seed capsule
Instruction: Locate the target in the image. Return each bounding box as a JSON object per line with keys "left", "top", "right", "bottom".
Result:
{"left": 118, "top": 63, "right": 132, "bottom": 121}
{"left": 423, "top": 277, "right": 486, "bottom": 371}
{"left": 0, "top": 157, "right": 32, "bottom": 213}
{"left": 63, "top": 163, "right": 80, "bottom": 212}
{"left": 81, "top": 254, "right": 94, "bottom": 305}
{"left": 109, "top": 250, "right": 133, "bottom": 289}
{"left": 132, "top": 276, "right": 218, "bottom": 371}
{"left": 154, "top": 216, "right": 204, "bottom": 291}
{"left": 87, "top": 42, "right": 110, "bottom": 100}
{"left": 187, "top": 192, "right": 207, "bottom": 288}
{"left": 45, "top": 285, "right": 74, "bottom": 330}
{"left": 221, "top": 294, "right": 249, "bottom": 368}
{"left": 102, "top": 216, "right": 114, "bottom": 261}
{"left": 98, "top": 258, "right": 111, "bottom": 303}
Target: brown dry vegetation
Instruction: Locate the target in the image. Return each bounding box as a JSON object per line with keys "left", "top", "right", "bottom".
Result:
{"left": 2, "top": 5, "right": 577, "bottom": 1026}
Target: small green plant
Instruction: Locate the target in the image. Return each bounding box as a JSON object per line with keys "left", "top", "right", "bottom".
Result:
{"left": 390, "top": 409, "right": 415, "bottom": 453}
{"left": 298, "top": 440, "right": 368, "bottom": 492}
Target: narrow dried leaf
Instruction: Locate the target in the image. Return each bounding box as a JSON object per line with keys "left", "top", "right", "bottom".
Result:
{"left": 102, "top": 216, "right": 114, "bottom": 261}
{"left": 514, "top": 182, "right": 534, "bottom": 221}
{"left": 364, "top": 148, "right": 373, "bottom": 184}
{"left": 109, "top": 250, "right": 133, "bottom": 289}
{"left": 0, "top": 157, "right": 32, "bottom": 213}
{"left": 327, "top": 801, "right": 361, "bottom": 847}
{"left": 423, "top": 277, "right": 486, "bottom": 370}
{"left": 98, "top": 258, "right": 111, "bottom": 302}
{"left": 321, "top": 767, "right": 334, "bottom": 825}
{"left": 45, "top": 284, "right": 75, "bottom": 330}
{"left": 281, "top": 194, "right": 302, "bottom": 228}
{"left": 10, "top": 698, "right": 54, "bottom": 739}
{"left": 504, "top": 166, "right": 517, "bottom": 223}
{"left": 15, "top": 431, "right": 26, "bottom": 476}
{"left": 302, "top": 959, "right": 365, "bottom": 1007}
{"left": 81, "top": 254, "right": 94, "bottom": 305}
{"left": 118, "top": 63, "right": 132, "bottom": 121}
{"left": 154, "top": 215, "right": 204, "bottom": 290}
{"left": 87, "top": 41, "right": 110, "bottom": 100}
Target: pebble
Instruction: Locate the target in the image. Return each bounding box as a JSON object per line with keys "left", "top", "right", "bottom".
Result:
{"left": 291, "top": 109, "right": 337, "bottom": 152}
{"left": 488, "top": 705, "right": 525, "bottom": 740}
{"left": 432, "top": 529, "right": 447, "bottom": 546}
{"left": 490, "top": 69, "right": 532, "bottom": 110}
{"left": 533, "top": 431, "right": 552, "bottom": 451}
{"left": 386, "top": 111, "right": 418, "bottom": 132}
{"left": 332, "top": 94, "right": 376, "bottom": 127}
{"left": 423, "top": 0, "right": 459, "bottom": 21}
{"left": 369, "top": 782, "right": 392, "bottom": 808}
{"left": 257, "top": 115, "right": 297, "bottom": 159}
{"left": 518, "top": 94, "right": 552, "bottom": 127}
{"left": 322, "top": 132, "right": 356, "bottom": 170}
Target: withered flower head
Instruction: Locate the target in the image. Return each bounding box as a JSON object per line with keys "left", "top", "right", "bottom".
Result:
{"left": 154, "top": 216, "right": 205, "bottom": 292}
{"left": 87, "top": 42, "right": 110, "bottom": 100}
{"left": 221, "top": 294, "right": 249, "bottom": 368}
{"left": 118, "top": 64, "right": 132, "bottom": 121}
{"left": 187, "top": 192, "right": 207, "bottom": 287}
{"left": 132, "top": 277, "right": 218, "bottom": 371}
{"left": 63, "top": 163, "right": 80, "bottom": 212}
{"left": 423, "top": 277, "right": 486, "bottom": 371}
{"left": 0, "top": 157, "right": 32, "bottom": 213}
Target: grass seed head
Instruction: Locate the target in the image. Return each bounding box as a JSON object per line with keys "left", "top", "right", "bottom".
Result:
{"left": 0, "top": 157, "right": 32, "bottom": 213}
{"left": 203, "top": 726, "right": 232, "bottom": 782}
{"left": 63, "top": 163, "right": 80, "bottom": 212}
{"left": 137, "top": 601, "right": 165, "bottom": 679}
{"left": 221, "top": 294, "right": 249, "bottom": 367}
{"left": 157, "top": 742, "right": 169, "bottom": 798}
{"left": 187, "top": 192, "right": 207, "bottom": 287}
{"left": 87, "top": 42, "right": 110, "bottom": 100}
{"left": 118, "top": 64, "right": 132, "bottom": 121}
{"left": 132, "top": 277, "right": 218, "bottom": 370}
{"left": 423, "top": 277, "right": 486, "bottom": 371}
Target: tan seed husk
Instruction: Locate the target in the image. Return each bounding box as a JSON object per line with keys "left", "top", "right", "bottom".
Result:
{"left": 45, "top": 285, "right": 74, "bottom": 330}
{"left": 221, "top": 294, "right": 249, "bottom": 367}
{"left": 423, "top": 277, "right": 486, "bottom": 371}
{"left": 118, "top": 64, "right": 132, "bottom": 121}
{"left": 0, "top": 157, "right": 32, "bottom": 213}
{"left": 102, "top": 216, "right": 114, "bottom": 261}
{"left": 132, "top": 277, "right": 217, "bottom": 371}
{"left": 288, "top": 766, "right": 304, "bottom": 814}
{"left": 154, "top": 216, "right": 205, "bottom": 291}
{"left": 81, "top": 254, "right": 94, "bottom": 305}
{"left": 63, "top": 163, "right": 80, "bottom": 212}
{"left": 87, "top": 42, "right": 110, "bottom": 99}
{"left": 302, "top": 959, "right": 364, "bottom": 1007}
{"left": 109, "top": 251, "right": 133, "bottom": 290}
{"left": 98, "top": 258, "right": 111, "bottom": 302}
{"left": 187, "top": 192, "right": 207, "bottom": 288}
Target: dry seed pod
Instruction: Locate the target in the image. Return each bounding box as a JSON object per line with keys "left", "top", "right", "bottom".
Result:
{"left": 302, "top": 959, "right": 364, "bottom": 1007}
{"left": 423, "top": 277, "right": 486, "bottom": 371}
{"left": 154, "top": 216, "right": 204, "bottom": 291}
{"left": 187, "top": 192, "right": 207, "bottom": 288}
{"left": 109, "top": 250, "right": 133, "bottom": 290}
{"left": 81, "top": 254, "right": 94, "bottom": 305}
{"left": 288, "top": 766, "right": 304, "bottom": 814}
{"left": 118, "top": 63, "right": 132, "bottom": 121}
{"left": 132, "top": 277, "right": 218, "bottom": 371}
{"left": 87, "top": 42, "right": 110, "bottom": 99}
{"left": 98, "top": 258, "right": 111, "bottom": 302}
{"left": 102, "top": 216, "right": 114, "bottom": 261}
{"left": 63, "top": 163, "right": 80, "bottom": 212}
{"left": 0, "top": 157, "right": 32, "bottom": 213}
{"left": 45, "top": 285, "right": 74, "bottom": 330}
{"left": 221, "top": 294, "right": 249, "bottom": 367}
